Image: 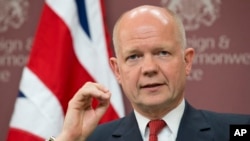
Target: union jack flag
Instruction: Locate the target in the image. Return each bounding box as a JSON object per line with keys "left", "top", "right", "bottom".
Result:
{"left": 7, "top": 0, "right": 124, "bottom": 140}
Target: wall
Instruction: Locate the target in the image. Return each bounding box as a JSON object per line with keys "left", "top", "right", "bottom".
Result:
{"left": 1, "top": 0, "right": 250, "bottom": 140}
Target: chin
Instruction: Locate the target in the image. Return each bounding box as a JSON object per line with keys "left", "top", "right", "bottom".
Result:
{"left": 144, "top": 99, "right": 167, "bottom": 108}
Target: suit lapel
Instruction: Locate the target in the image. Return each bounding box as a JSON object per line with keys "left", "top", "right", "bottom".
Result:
{"left": 176, "top": 101, "right": 214, "bottom": 141}
{"left": 111, "top": 112, "right": 143, "bottom": 141}
{"left": 109, "top": 101, "right": 215, "bottom": 141}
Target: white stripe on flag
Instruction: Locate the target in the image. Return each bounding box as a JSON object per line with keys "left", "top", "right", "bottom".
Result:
{"left": 10, "top": 67, "right": 64, "bottom": 138}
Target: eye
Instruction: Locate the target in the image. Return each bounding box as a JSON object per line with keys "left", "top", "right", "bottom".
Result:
{"left": 157, "top": 51, "right": 169, "bottom": 56}
{"left": 126, "top": 54, "right": 140, "bottom": 61}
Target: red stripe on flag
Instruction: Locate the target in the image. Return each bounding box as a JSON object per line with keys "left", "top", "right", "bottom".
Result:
{"left": 7, "top": 128, "right": 44, "bottom": 141}
{"left": 27, "top": 4, "right": 91, "bottom": 114}
{"left": 100, "top": 0, "right": 113, "bottom": 59}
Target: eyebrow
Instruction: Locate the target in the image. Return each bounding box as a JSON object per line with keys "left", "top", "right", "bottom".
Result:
{"left": 122, "top": 48, "right": 141, "bottom": 56}
{"left": 122, "top": 45, "right": 171, "bottom": 55}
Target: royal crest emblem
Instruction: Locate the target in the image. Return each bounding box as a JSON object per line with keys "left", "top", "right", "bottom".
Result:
{"left": 161, "top": 0, "right": 221, "bottom": 31}
{"left": 0, "top": 0, "right": 29, "bottom": 33}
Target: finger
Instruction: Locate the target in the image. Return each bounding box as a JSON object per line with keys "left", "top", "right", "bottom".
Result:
{"left": 70, "top": 82, "right": 110, "bottom": 108}
{"left": 74, "top": 82, "right": 102, "bottom": 98}
{"left": 93, "top": 83, "right": 109, "bottom": 93}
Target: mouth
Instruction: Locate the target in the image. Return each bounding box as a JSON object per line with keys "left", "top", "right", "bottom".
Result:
{"left": 140, "top": 83, "right": 165, "bottom": 89}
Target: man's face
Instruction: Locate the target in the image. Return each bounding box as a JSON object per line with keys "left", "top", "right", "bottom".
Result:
{"left": 110, "top": 10, "right": 194, "bottom": 115}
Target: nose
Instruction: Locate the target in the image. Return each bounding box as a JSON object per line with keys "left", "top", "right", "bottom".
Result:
{"left": 141, "top": 55, "right": 158, "bottom": 77}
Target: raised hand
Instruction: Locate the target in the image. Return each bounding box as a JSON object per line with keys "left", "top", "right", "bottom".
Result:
{"left": 56, "top": 82, "right": 111, "bottom": 141}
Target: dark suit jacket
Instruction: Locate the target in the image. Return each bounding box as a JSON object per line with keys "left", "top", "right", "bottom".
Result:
{"left": 87, "top": 101, "right": 250, "bottom": 141}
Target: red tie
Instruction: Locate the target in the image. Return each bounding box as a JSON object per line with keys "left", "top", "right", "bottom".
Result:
{"left": 148, "top": 119, "right": 166, "bottom": 141}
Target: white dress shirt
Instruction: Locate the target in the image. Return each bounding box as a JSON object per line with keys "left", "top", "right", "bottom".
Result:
{"left": 134, "top": 99, "right": 185, "bottom": 141}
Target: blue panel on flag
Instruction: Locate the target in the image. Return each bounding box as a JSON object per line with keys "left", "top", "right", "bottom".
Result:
{"left": 18, "top": 91, "right": 26, "bottom": 98}
{"left": 75, "top": 0, "right": 91, "bottom": 39}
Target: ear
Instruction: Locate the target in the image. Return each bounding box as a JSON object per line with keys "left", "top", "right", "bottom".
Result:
{"left": 109, "top": 57, "right": 121, "bottom": 83}
{"left": 184, "top": 48, "right": 195, "bottom": 76}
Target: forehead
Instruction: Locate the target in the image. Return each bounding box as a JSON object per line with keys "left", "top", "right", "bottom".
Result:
{"left": 120, "top": 26, "right": 171, "bottom": 48}
{"left": 119, "top": 16, "right": 176, "bottom": 48}
{"left": 113, "top": 6, "right": 180, "bottom": 55}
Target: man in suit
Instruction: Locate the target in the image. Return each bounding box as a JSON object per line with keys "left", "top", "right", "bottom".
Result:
{"left": 54, "top": 5, "right": 250, "bottom": 141}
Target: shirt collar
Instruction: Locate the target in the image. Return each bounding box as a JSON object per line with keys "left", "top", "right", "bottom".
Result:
{"left": 134, "top": 99, "right": 185, "bottom": 139}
